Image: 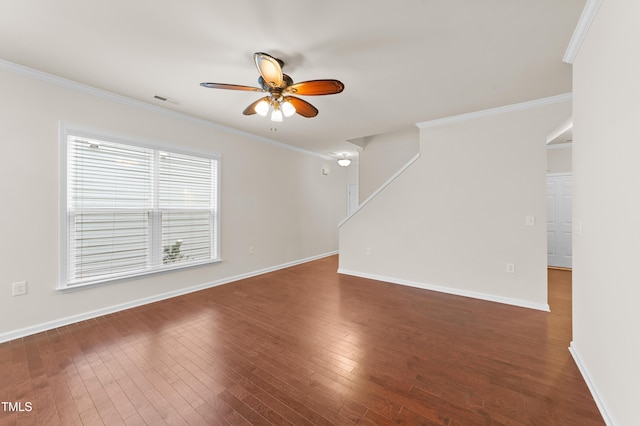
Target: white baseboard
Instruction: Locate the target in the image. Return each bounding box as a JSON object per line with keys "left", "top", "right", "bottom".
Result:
{"left": 337, "top": 269, "right": 550, "bottom": 312}
{"left": 569, "top": 342, "right": 615, "bottom": 425}
{"left": 0, "top": 251, "right": 337, "bottom": 344}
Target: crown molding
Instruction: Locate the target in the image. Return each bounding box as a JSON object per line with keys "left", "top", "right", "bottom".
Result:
{"left": 563, "top": 0, "right": 604, "bottom": 64}
{"left": 415, "top": 93, "right": 573, "bottom": 129}
{"left": 0, "top": 59, "right": 329, "bottom": 160}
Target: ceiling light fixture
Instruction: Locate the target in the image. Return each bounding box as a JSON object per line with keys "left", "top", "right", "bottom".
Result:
{"left": 255, "top": 99, "right": 270, "bottom": 117}
{"left": 200, "top": 52, "right": 344, "bottom": 120}
{"left": 337, "top": 154, "right": 351, "bottom": 167}
{"left": 256, "top": 97, "right": 296, "bottom": 121}
{"left": 281, "top": 99, "right": 296, "bottom": 117}
{"left": 270, "top": 104, "right": 283, "bottom": 122}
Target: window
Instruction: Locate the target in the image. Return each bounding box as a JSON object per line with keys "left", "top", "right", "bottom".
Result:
{"left": 60, "top": 126, "right": 220, "bottom": 288}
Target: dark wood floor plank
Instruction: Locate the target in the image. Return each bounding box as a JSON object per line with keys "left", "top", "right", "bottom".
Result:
{"left": 236, "top": 377, "right": 314, "bottom": 426}
{"left": 0, "top": 256, "right": 603, "bottom": 425}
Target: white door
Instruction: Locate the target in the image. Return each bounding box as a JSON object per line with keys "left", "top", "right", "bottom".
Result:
{"left": 547, "top": 174, "right": 572, "bottom": 268}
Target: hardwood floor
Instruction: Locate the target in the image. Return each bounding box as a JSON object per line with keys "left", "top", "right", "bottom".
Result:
{"left": 0, "top": 256, "right": 603, "bottom": 425}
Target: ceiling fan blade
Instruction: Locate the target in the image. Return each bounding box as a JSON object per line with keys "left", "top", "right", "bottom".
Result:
{"left": 254, "top": 52, "right": 284, "bottom": 88}
{"left": 243, "top": 96, "right": 270, "bottom": 115}
{"left": 285, "top": 96, "right": 319, "bottom": 118}
{"left": 200, "top": 82, "right": 264, "bottom": 92}
{"left": 284, "top": 79, "right": 344, "bottom": 96}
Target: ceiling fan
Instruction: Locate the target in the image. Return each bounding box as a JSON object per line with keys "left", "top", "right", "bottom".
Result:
{"left": 200, "top": 52, "right": 344, "bottom": 122}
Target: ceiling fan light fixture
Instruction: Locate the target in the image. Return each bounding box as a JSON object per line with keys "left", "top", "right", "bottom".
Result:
{"left": 271, "top": 107, "right": 283, "bottom": 122}
{"left": 201, "top": 52, "right": 343, "bottom": 121}
{"left": 255, "top": 100, "right": 270, "bottom": 116}
{"left": 282, "top": 100, "right": 296, "bottom": 117}
{"left": 254, "top": 52, "right": 284, "bottom": 87}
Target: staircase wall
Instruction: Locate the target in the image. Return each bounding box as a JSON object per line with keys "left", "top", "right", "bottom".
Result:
{"left": 339, "top": 96, "right": 572, "bottom": 310}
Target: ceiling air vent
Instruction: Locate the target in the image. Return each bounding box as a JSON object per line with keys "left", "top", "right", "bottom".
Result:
{"left": 153, "top": 95, "right": 179, "bottom": 105}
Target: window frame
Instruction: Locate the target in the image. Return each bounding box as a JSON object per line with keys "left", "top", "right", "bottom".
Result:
{"left": 59, "top": 123, "right": 221, "bottom": 290}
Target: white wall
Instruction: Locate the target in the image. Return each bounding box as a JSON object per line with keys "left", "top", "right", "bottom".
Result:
{"left": 546, "top": 145, "right": 572, "bottom": 173}
{"left": 339, "top": 97, "right": 571, "bottom": 310}
{"left": 0, "top": 66, "right": 347, "bottom": 340}
{"left": 356, "top": 128, "right": 419, "bottom": 203}
{"left": 572, "top": 1, "right": 640, "bottom": 424}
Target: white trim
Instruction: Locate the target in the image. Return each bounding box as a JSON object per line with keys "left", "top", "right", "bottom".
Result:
{"left": 59, "top": 125, "right": 222, "bottom": 289}
{"left": 546, "top": 172, "right": 572, "bottom": 178}
{"left": 0, "top": 59, "right": 329, "bottom": 160}
{"left": 61, "top": 121, "right": 222, "bottom": 159}
{"left": 0, "top": 251, "right": 338, "bottom": 344}
{"left": 338, "top": 269, "right": 550, "bottom": 312}
{"left": 546, "top": 117, "right": 573, "bottom": 145}
{"left": 416, "top": 93, "right": 573, "bottom": 129}
{"left": 569, "top": 342, "right": 615, "bottom": 425}
{"left": 546, "top": 142, "right": 572, "bottom": 150}
{"left": 338, "top": 152, "right": 421, "bottom": 227}
{"left": 563, "top": 0, "right": 604, "bottom": 64}
{"left": 57, "top": 259, "right": 225, "bottom": 292}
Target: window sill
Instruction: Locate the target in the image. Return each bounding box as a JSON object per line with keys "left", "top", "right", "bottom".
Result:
{"left": 57, "top": 258, "right": 223, "bottom": 292}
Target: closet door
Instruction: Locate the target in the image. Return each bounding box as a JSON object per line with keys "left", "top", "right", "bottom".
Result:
{"left": 547, "top": 174, "right": 572, "bottom": 268}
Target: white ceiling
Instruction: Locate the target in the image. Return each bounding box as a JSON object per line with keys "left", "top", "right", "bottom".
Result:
{"left": 0, "top": 0, "right": 584, "bottom": 157}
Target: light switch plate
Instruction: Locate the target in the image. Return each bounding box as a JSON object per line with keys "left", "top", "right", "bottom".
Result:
{"left": 12, "top": 281, "right": 27, "bottom": 296}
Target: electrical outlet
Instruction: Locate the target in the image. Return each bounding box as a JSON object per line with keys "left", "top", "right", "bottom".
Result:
{"left": 366, "top": 247, "right": 372, "bottom": 256}
{"left": 249, "top": 246, "right": 255, "bottom": 255}
{"left": 12, "top": 281, "right": 27, "bottom": 296}
{"left": 506, "top": 263, "right": 516, "bottom": 274}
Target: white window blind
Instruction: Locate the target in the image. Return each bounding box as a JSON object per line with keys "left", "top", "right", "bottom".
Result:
{"left": 159, "top": 151, "right": 217, "bottom": 264}
{"left": 62, "top": 131, "right": 219, "bottom": 288}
